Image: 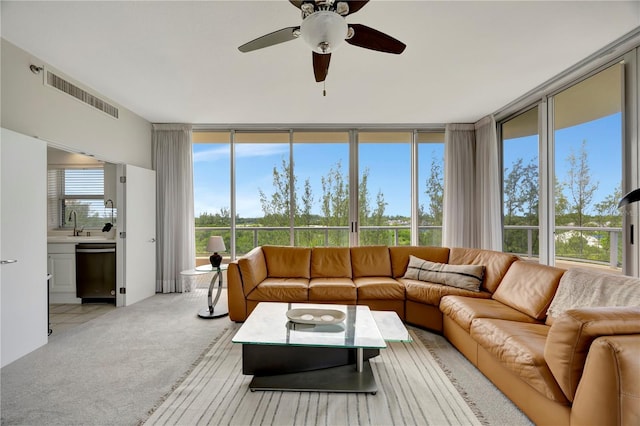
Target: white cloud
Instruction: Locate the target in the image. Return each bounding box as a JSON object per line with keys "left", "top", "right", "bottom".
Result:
{"left": 194, "top": 143, "right": 288, "bottom": 163}
{"left": 193, "top": 145, "right": 229, "bottom": 163}
{"left": 235, "top": 144, "right": 288, "bottom": 158}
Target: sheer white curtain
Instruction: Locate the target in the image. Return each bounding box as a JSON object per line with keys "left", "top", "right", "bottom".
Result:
{"left": 443, "top": 124, "right": 477, "bottom": 248}
{"left": 442, "top": 116, "right": 502, "bottom": 250}
{"left": 152, "top": 124, "right": 195, "bottom": 293}
{"left": 475, "top": 115, "right": 502, "bottom": 250}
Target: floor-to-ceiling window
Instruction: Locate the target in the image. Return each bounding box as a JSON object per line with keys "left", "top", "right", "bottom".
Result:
{"left": 192, "top": 131, "right": 231, "bottom": 262}
{"left": 235, "top": 132, "right": 291, "bottom": 253}
{"left": 357, "top": 132, "right": 412, "bottom": 246}
{"left": 292, "top": 132, "right": 350, "bottom": 247}
{"left": 552, "top": 63, "right": 623, "bottom": 270}
{"left": 417, "top": 132, "right": 445, "bottom": 246}
{"left": 193, "top": 128, "right": 446, "bottom": 261}
{"left": 501, "top": 107, "right": 540, "bottom": 260}
{"left": 500, "top": 63, "right": 625, "bottom": 272}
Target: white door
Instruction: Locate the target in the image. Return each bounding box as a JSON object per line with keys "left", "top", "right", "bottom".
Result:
{"left": 116, "top": 164, "right": 156, "bottom": 306}
{"left": 1, "top": 128, "right": 48, "bottom": 367}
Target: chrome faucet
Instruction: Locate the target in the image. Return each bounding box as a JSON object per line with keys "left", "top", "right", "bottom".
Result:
{"left": 68, "top": 210, "right": 82, "bottom": 236}
{"left": 105, "top": 199, "right": 114, "bottom": 224}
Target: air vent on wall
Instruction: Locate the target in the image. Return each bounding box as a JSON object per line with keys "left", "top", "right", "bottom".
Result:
{"left": 46, "top": 70, "right": 119, "bottom": 119}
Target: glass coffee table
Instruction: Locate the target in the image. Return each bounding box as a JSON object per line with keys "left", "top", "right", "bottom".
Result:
{"left": 232, "top": 302, "right": 411, "bottom": 394}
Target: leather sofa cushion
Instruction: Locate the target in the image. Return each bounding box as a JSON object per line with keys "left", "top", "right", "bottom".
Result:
{"left": 355, "top": 277, "right": 405, "bottom": 300}
{"left": 404, "top": 280, "right": 491, "bottom": 308}
{"left": 492, "top": 261, "right": 565, "bottom": 320}
{"left": 311, "top": 247, "right": 352, "bottom": 278}
{"left": 351, "top": 246, "right": 392, "bottom": 278}
{"left": 246, "top": 277, "right": 309, "bottom": 302}
{"left": 449, "top": 248, "right": 519, "bottom": 293}
{"left": 389, "top": 246, "right": 450, "bottom": 278}
{"left": 571, "top": 335, "right": 640, "bottom": 426}
{"left": 471, "top": 318, "right": 568, "bottom": 403}
{"left": 544, "top": 306, "right": 640, "bottom": 402}
{"left": 309, "top": 278, "right": 357, "bottom": 301}
{"left": 262, "top": 245, "right": 311, "bottom": 278}
{"left": 237, "top": 246, "right": 268, "bottom": 296}
{"left": 440, "top": 295, "right": 537, "bottom": 332}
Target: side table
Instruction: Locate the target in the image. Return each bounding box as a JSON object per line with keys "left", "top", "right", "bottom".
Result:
{"left": 179, "top": 268, "right": 210, "bottom": 292}
{"left": 195, "top": 264, "right": 229, "bottom": 319}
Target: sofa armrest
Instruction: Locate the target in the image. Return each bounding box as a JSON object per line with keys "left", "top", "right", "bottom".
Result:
{"left": 226, "top": 247, "right": 267, "bottom": 322}
{"left": 227, "top": 262, "right": 247, "bottom": 322}
{"left": 236, "top": 246, "right": 268, "bottom": 295}
{"left": 571, "top": 335, "right": 640, "bottom": 425}
{"left": 544, "top": 306, "right": 640, "bottom": 401}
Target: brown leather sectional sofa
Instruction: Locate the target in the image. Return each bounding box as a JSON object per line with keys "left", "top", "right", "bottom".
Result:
{"left": 227, "top": 245, "right": 640, "bottom": 425}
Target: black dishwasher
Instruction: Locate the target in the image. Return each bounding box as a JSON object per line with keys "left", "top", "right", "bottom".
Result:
{"left": 76, "top": 243, "right": 116, "bottom": 302}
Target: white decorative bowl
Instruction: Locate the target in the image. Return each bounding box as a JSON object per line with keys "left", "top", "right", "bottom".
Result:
{"left": 286, "top": 308, "right": 346, "bottom": 325}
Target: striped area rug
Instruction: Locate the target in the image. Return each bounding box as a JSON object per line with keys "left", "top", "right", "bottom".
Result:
{"left": 144, "top": 325, "right": 482, "bottom": 426}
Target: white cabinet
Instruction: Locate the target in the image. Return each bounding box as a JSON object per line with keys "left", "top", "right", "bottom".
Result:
{"left": 47, "top": 243, "right": 79, "bottom": 303}
{"left": 48, "top": 254, "right": 75, "bottom": 292}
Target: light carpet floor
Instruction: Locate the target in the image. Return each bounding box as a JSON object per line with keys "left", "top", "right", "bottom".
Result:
{"left": 144, "top": 325, "right": 528, "bottom": 426}
{"left": 1, "top": 289, "right": 231, "bottom": 426}
{"left": 2, "top": 289, "right": 531, "bottom": 426}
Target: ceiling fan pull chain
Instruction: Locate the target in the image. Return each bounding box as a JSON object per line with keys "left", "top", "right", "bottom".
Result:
{"left": 323, "top": 80, "right": 326, "bottom": 97}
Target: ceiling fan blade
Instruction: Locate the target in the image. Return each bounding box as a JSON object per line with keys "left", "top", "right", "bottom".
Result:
{"left": 289, "top": 0, "right": 304, "bottom": 9}
{"left": 312, "top": 52, "right": 331, "bottom": 82}
{"left": 346, "top": 24, "right": 406, "bottom": 54}
{"left": 238, "top": 26, "right": 300, "bottom": 53}
{"left": 346, "top": 1, "right": 369, "bottom": 15}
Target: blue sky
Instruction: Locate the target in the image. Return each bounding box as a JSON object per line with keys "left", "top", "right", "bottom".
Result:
{"left": 504, "top": 113, "right": 622, "bottom": 214}
{"left": 193, "top": 141, "right": 446, "bottom": 218}
{"left": 194, "top": 113, "right": 621, "bottom": 219}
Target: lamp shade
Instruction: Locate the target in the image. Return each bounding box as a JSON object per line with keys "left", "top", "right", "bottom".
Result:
{"left": 206, "top": 236, "right": 226, "bottom": 253}
{"left": 300, "top": 10, "right": 347, "bottom": 54}
{"left": 618, "top": 188, "right": 640, "bottom": 208}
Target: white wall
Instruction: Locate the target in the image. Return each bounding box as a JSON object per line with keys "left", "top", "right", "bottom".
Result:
{"left": 0, "top": 39, "right": 151, "bottom": 168}
{"left": 0, "top": 39, "right": 153, "bottom": 366}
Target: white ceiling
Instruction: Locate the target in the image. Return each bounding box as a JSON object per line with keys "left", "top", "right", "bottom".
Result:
{"left": 2, "top": 1, "right": 639, "bottom": 125}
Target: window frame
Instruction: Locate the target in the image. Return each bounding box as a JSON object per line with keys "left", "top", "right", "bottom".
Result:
{"left": 499, "top": 55, "right": 637, "bottom": 275}
{"left": 192, "top": 127, "right": 446, "bottom": 260}
{"left": 48, "top": 167, "right": 110, "bottom": 230}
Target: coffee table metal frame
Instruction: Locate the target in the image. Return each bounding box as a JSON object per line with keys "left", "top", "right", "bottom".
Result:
{"left": 232, "top": 302, "right": 411, "bottom": 394}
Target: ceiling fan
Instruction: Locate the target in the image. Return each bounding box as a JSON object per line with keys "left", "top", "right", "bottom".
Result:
{"left": 238, "top": 0, "right": 406, "bottom": 83}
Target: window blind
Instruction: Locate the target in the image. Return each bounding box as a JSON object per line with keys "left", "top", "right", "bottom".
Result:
{"left": 47, "top": 167, "right": 116, "bottom": 229}
{"left": 63, "top": 169, "right": 103, "bottom": 197}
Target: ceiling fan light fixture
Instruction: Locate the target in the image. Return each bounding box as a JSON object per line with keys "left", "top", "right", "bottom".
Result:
{"left": 300, "top": 11, "right": 347, "bottom": 54}
{"left": 346, "top": 26, "right": 355, "bottom": 40}
{"left": 301, "top": 2, "right": 315, "bottom": 16}
{"left": 336, "top": 2, "right": 349, "bottom": 15}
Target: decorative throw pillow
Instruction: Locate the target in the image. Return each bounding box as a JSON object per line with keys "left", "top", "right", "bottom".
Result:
{"left": 403, "top": 255, "right": 484, "bottom": 292}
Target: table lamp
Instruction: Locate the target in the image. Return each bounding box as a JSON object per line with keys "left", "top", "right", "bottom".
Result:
{"left": 207, "top": 236, "right": 226, "bottom": 268}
